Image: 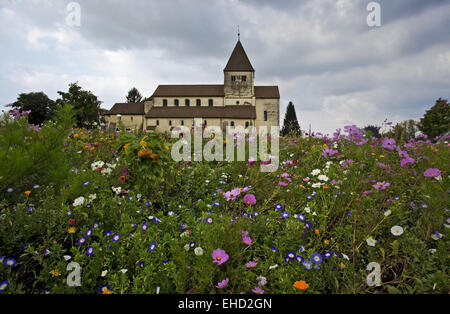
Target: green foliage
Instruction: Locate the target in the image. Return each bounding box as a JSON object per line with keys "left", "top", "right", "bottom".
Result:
{"left": 12, "top": 92, "right": 57, "bottom": 126}
{"left": 281, "top": 101, "right": 301, "bottom": 136}
{"left": 363, "top": 125, "right": 381, "bottom": 139}
{"left": 56, "top": 82, "right": 102, "bottom": 128}
{"left": 419, "top": 98, "right": 450, "bottom": 139}
{"left": 126, "top": 87, "right": 143, "bottom": 103}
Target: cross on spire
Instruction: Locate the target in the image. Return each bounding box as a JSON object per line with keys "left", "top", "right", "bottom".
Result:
{"left": 237, "top": 25, "right": 240, "bottom": 41}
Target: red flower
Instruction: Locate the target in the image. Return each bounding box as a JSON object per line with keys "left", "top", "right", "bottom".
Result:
{"left": 68, "top": 218, "right": 75, "bottom": 225}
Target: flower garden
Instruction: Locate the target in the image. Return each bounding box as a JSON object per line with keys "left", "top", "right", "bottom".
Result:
{"left": 0, "top": 105, "right": 448, "bottom": 294}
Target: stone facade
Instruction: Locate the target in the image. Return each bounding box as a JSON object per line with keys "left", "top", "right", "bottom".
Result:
{"left": 105, "top": 39, "right": 279, "bottom": 133}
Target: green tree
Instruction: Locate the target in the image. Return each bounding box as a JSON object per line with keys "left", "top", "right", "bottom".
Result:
{"left": 126, "top": 87, "right": 143, "bottom": 103}
{"left": 363, "top": 125, "right": 381, "bottom": 138}
{"left": 419, "top": 98, "right": 450, "bottom": 139}
{"left": 12, "top": 92, "right": 56, "bottom": 126}
{"left": 56, "top": 82, "right": 102, "bottom": 128}
{"left": 281, "top": 101, "right": 301, "bottom": 136}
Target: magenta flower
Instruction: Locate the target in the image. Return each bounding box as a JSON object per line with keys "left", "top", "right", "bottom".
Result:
{"left": 212, "top": 248, "right": 229, "bottom": 265}
{"left": 322, "top": 147, "right": 338, "bottom": 157}
{"left": 242, "top": 236, "right": 252, "bottom": 246}
{"left": 241, "top": 230, "right": 249, "bottom": 237}
{"left": 373, "top": 181, "right": 390, "bottom": 190}
{"left": 246, "top": 261, "right": 258, "bottom": 268}
{"left": 252, "top": 286, "right": 264, "bottom": 294}
{"left": 382, "top": 138, "right": 396, "bottom": 150}
{"left": 216, "top": 278, "right": 229, "bottom": 289}
{"left": 281, "top": 173, "right": 290, "bottom": 178}
{"left": 278, "top": 181, "right": 288, "bottom": 187}
{"left": 400, "top": 157, "right": 415, "bottom": 168}
{"left": 243, "top": 194, "right": 256, "bottom": 206}
{"left": 424, "top": 168, "right": 441, "bottom": 178}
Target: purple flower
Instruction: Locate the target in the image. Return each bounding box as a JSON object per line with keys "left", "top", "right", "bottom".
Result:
{"left": 216, "top": 278, "right": 229, "bottom": 289}
{"left": 400, "top": 157, "right": 415, "bottom": 168}
{"left": 382, "top": 138, "right": 396, "bottom": 150}
{"left": 243, "top": 194, "right": 256, "bottom": 206}
{"left": 322, "top": 147, "right": 338, "bottom": 157}
{"left": 373, "top": 181, "right": 390, "bottom": 190}
{"left": 246, "top": 261, "right": 258, "bottom": 268}
{"left": 242, "top": 236, "right": 252, "bottom": 246}
{"left": 212, "top": 248, "right": 229, "bottom": 265}
{"left": 424, "top": 168, "right": 441, "bottom": 178}
{"left": 252, "top": 286, "right": 264, "bottom": 294}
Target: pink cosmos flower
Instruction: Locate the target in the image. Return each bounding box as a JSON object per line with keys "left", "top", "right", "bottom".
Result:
{"left": 382, "top": 138, "right": 396, "bottom": 150}
{"left": 216, "top": 278, "right": 229, "bottom": 289}
{"left": 373, "top": 181, "right": 390, "bottom": 190}
{"left": 243, "top": 194, "right": 256, "bottom": 206}
{"left": 246, "top": 261, "right": 258, "bottom": 268}
{"left": 278, "top": 181, "right": 288, "bottom": 187}
{"left": 252, "top": 287, "right": 264, "bottom": 294}
{"left": 281, "top": 173, "right": 290, "bottom": 178}
{"left": 242, "top": 236, "right": 252, "bottom": 246}
{"left": 400, "top": 157, "right": 415, "bottom": 167}
{"left": 424, "top": 168, "right": 441, "bottom": 178}
{"left": 212, "top": 248, "right": 229, "bottom": 265}
{"left": 241, "top": 230, "right": 249, "bottom": 237}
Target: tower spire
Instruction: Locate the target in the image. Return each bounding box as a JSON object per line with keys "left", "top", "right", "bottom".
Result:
{"left": 237, "top": 25, "right": 240, "bottom": 41}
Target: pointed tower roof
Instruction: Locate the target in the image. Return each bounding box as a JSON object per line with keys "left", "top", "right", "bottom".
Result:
{"left": 224, "top": 40, "right": 255, "bottom": 72}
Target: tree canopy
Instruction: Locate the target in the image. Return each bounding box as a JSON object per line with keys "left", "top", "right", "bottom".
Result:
{"left": 12, "top": 92, "right": 56, "bottom": 126}
{"left": 126, "top": 87, "right": 143, "bottom": 103}
{"left": 56, "top": 82, "right": 102, "bottom": 128}
{"left": 419, "top": 98, "right": 449, "bottom": 139}
{"left": 281, "top": 101, "right": 301, "bottom": 136}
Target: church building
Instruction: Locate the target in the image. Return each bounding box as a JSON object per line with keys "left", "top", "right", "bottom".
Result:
{"left": 105, "top": 38, "right": 280, "bottom": 132}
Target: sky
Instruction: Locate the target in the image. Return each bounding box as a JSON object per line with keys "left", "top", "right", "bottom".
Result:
{"left": 0, "top": 0, "right": 449, "bottom": 135}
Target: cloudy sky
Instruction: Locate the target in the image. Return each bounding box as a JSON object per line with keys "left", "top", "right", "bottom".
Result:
{"left": 1, "top": 0, "right": 449, "bottom": 134}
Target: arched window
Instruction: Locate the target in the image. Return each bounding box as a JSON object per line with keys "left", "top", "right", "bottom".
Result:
{"left": 230, "top": 121, "right": 235, "bottom": 127}
{"left": 208, "top": 99, "right": 213, "bottom": 107}
{"left": 156, "top": 120, "right": 159, "bottom": 126}
{"left": 185, "top": 99, "right": 190, "bottom": 106}
{"left": 174, "top": 99, "right": 179, "bottom": 106}
{"left": 163, "top": 99, "right": 168, "bottom": 107}
{"left": 245, "top": 121, "right": 249, "bottom": 128}
{"left": 196, "top": 99, "right": 201, "bottom": 106}
{"left": 169, "top": 120, "right": 172, "bottom": 126}
{"left": 264, "top": 111, "right": 268, "bottom": 121}
{"left": 181, "top": 120, "right": 184, "bottom": 126}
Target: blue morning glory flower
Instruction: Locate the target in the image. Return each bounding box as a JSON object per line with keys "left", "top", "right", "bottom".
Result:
{"left": 324, "top": 252, "right": 332, "bottom": 259}
{"left": 306, "top": 195, "right": 312, "bottom": 200}
{"left": 275, "top": 203, "right": 283, "bottom": 210}
{"left": 141, "top": 223, "right": 148, "bottom": 231}
{"left": 303, "top": 260, "right": 313, "bottom": 270}
{"left": 78, "top": 237, "right": 86, "bottom": 245}
{"left": 33, "top": 184, "right": 40, "bottom": 189}
{"left": 86, "top": 247, "right": 94, "bottom": 255}
{"left": 145, "top": 201, "right": 150, "bottom": 207}
{"left": 6, "top": 188, "right": 13, "bottom": 193}
{"left": 284, "top": 257, "right": 290, "bottom": 263}
{"left": 149, "top": 242, "right": 156, "bottom": 252}
{"left": 4, "top": 258, "right": 17, "bottom": 267}
{"left": 271, "top": 244, "right": 279, "bottom": 252}
{"left": 104, "top": 231, "right": 112, "bottom": 236}
{"left": 214, "top": 201, "right": 220, "bottom": 206}
{"left": 206, "top": 217, "right": 213, "bottom": 224}
{"left": 82, "top": 181, "right": 90, "bottom": 186}
{"left": 189, "top": 241, "right": 196, "bottom": 248}
{"left": 86, "top": 229, "right": 93, "bottom": 237}
{"left": 180, "top": 223, "right": 187, "bottom": 230}
{"left": 281, "top": 211, "right": 290, "bottom": 218}
{"left": 112, "top": 234, "right": 121, "bottom": 242}
{"left": 139, "top": 261, "right": 145, "bottom": 268}
{"left": 131, "top": 222, "right": 137, "bottom": 228}
{"left": 27, "top": 206, "right": 35, "bottom": 212}
{"left": 296, "top": 256, "right": 304, "bottom": 263}
{"left": 241, "top": 212, "right": 250, "bottom": 218}
{"left": 86, "top": 204, "right": 92, "bottom": 209}
{"left": 312, "top": 253, "right": 323, "bottom": 264}
{"left": 305, "top": 222, "right": 311, "bottom": 230}
{"left": 252, "top": 211, "right": 259, "bottom": 217}
{"left": 67, "top": 210, "right": 73, "bottom": 216}
{"left": 153, "top": 217, "right": 161, "bottom": 223}
{"left": 311, "top": 192, "right": 316, "bottom": 197}
{"left": 297, "top": 213, "right": 305, "bottom": 222}
{"left": 286, "top": 252, "right": 296, "bottom": 259}
{"left": 0, "top": 280, "right": 10, "bottom": 292}
{"left": 167, "top": 211, "right": 174, "bottom": 216}
{"left": 300, "top": 245, "right": 304, "bottom": 253}
{"left": 394, "top": 196, "right": 400, "bottom": 200}
{"left": 420, "top": 203, "right": 429, "bottom": 209}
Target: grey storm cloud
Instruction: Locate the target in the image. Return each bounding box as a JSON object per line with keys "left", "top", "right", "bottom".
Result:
{"left": 0, "top": 0, "right": 449, "bottom": 134}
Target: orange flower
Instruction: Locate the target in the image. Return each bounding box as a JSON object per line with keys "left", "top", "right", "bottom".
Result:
{"left": 124, "top": 143, "right": 130, "bottom": 153}
{"left": 293, "top": 280, "right": 309, "bottom": 290}
{"left": 73, "top": 134, "right": 79, "bottom": 139}
{"left": 138, "top": 149, "right": 153, "bottom": 158}
{"left": 322, "top": 186, "right": 329, "bottom": 189}
{"left": 150, "top": 153, "right": 159, "bottom": 162}
{"left": 24, "top": 190, "right": 31, "bottom": 196}
{"left": 140, "top": 140, "right": 147, "bottom": 148}
{"left": 68, "top": 227, "right": 76, "bottom": 234}
{"left": 165, "top": 145, "right": 170, "bottom": 151}
{"left": 314, "top": 229, "right": 319, "bottom": 234}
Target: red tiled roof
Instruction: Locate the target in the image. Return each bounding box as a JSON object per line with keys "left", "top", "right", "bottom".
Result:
{"left": 151, "top": 85, "right": 279, "bottom": 98}
{"left": 145, "top": 105, "right": 256, "bottom": 119}
{"left": 224, "top": 40, "right": 255, "bottom": 72}
{"left": 105, "top": 102, "right": 145, "bottom": 115}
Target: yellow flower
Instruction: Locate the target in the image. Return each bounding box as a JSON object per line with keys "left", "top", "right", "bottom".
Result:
{"left": 68, "top": 227, "right": 76, "bottom": 234}
{"left": 323, "top": 144, "right": 328, "bottom": 148}
{"left": 379, "top": 155, "right": 384, "bottom": 158}
{"left": 324, "top": 239, "right": 330, "bottom": 245}
{"left": 49, "top": 269, "right": 61, "bottom": 277}
{"left": 140, "top": 140, "right": 147, "bottom": 148}
{"left": 165, "top": 145, "right": 170, "bottom": 151}
{"left": 138, "top": 149, "right": 153, "bottom": 158}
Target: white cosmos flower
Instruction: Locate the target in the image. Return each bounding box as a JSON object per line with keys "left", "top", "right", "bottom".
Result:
{"left": 269, "top": 264, "right": 278, "bottom": 270}
{"left": 342, "top": 253, "right": 350, "bottom": 261}
{"left": 311, "top": 169, "right": 321, "bottom": 176}
{"left": 120, "top": 269, "right": 128, "bottom": 273}
{"left": 184, "top": 244, "right": 190, "bottom": 251}
{"left": 101, "top": 270, "right": 108, "bottom": 277}
{"left": 312, "top": 183, "right": 323, "bottom": 188}
{"left": 366, "top": 237, "right": 377, "bottom": 247}
{"left": 384, "top": 210, "right": 392, "bottom": 216}
{"left": 88, "top": 194, "right": 97, "bottom": 202}
{"left": 304, "top": 207, "right": 311, "bottom": 213}
{"left": 194, "top": 247, "right": 204, "bottom": 256}
{"left": 73, "top": 196, "right": 85, "bottom": 207}
{"left": 63, "top": 255, "right": 71, "bottom": 261}
{"left": 391, "top": 225, "right": 404, "bottom": 236}
{"left": 318, "top": 175, "right": 329, "bottom": 182}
